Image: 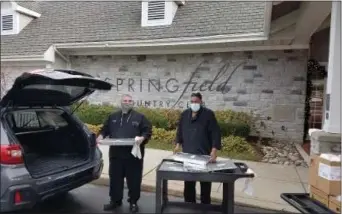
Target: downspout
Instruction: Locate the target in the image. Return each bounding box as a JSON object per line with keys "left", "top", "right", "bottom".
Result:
{"left": 53, "top": 46, "right": 71, "bottom": 69}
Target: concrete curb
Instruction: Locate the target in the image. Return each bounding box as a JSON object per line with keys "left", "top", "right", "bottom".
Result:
{"left": 294, "top": 143, "right": 310, "bottom": 165}
{"left": 91, "top": 176, "right": 287, "bottom": 213}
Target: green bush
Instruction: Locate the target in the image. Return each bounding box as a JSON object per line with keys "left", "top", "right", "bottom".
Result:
{"left": 74, "top": 103, "right": 115, "bottom": 125}
{"left": 215, "top": 110, "right": 252, "bottom": 125}
{"left": 221, "top": 135, "right": 255, "bottom": 154}
{"left": 136, "top": 108, "right": 170, "bottom": 130}
{"left": 218, "top": 121, "right": 251, "bottom": 138}
{"left": 85, "top": 123, "right": 103, "bottom": 135}
{"left": 74, "top": 103, "right": 253, "bottom": 137}
{"left": 151, "top": 126, "right": 176, "bottom": 143}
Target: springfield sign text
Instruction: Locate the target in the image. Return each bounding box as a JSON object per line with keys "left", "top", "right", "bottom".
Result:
{"left": 98, "top": 61, "right": 245, "bottom": 109}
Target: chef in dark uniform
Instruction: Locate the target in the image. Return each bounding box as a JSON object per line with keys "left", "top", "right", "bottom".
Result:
{"left": 97, "top": 94, "right": 152, "bottom": 213}
{"left": 174, "top": 92, "right": 222, "bottom": 204}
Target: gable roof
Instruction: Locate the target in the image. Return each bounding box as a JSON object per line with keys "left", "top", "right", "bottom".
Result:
{"left": 1, "top": 1, "right": 267, "bottom": 57}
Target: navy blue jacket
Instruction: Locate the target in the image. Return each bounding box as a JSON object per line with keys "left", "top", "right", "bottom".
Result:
{"left": 176, "top": 107, "right": 221, "bottom": 155}
{"left": 99, "top": 109, "right": 152, "bottom": 159}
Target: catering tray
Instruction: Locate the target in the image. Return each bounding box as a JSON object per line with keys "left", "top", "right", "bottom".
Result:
{"left": 169, "top": 152, "right": 211, "bottom": 166}
{"left": 207, "top": 159, "right": 237, "bottom": 172}
{"left": 160, "top": 158, "right": 238, "bottom": 173}
{"left": 98, "top": 138, "right": 135, "bottom": 146}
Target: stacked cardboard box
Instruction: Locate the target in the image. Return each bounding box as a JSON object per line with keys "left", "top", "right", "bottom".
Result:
{"left": 309, "top": 153, "right": 341, "bottom": 213}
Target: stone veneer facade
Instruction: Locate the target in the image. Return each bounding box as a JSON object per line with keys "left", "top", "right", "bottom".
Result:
{"left": 1, "top": 50, "right": 308, "bottom": 142}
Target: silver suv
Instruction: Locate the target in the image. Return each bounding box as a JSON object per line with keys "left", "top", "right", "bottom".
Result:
{"left": 0, "top": 69, "right": 112, "bottom": 212}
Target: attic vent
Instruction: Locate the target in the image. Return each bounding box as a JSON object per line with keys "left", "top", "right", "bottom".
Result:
{"left": 1, "top": 15, "right": 13, "bottom": 31}
{"left": 148, "top": 1, "right": 165, "bottom": 20}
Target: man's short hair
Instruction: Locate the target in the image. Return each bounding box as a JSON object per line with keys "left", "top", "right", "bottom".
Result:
{"left": 121, "top": 94, "right": 132, "bottom": 100}
{"left": 191, "top": 92, "right": 202, "bottom": 100}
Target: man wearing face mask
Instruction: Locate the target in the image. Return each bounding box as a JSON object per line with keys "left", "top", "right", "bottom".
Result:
{"left": 174, "top": 92, "right": 221, "bottom": 205}
{"left": 97, "top": 94, "right": 152, "bottom": 213}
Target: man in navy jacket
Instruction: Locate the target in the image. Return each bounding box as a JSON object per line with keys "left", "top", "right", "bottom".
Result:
{"left": 174, "top": 92, "right": 222, "bottom": 204}
{"left": 97, "top": 94, "right": 152, "bottom": 213}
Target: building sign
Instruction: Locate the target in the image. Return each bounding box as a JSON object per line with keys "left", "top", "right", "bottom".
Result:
{"left": 98, "top": 61, "right": 246, "bottom": 109}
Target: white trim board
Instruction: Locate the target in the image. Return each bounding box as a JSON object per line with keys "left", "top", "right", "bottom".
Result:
{"left": 60, "top": 44, "right": 310, "bottom": 56}
{"left": 15, "top": 4, "right": 41, "bottom": 18}
{"left": 54, "top": 32, "right": 268, "bottom": 49}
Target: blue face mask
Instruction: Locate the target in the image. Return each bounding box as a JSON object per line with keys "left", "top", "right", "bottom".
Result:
{"left": 190, "top": 103, "right": 200, "bottom": 112}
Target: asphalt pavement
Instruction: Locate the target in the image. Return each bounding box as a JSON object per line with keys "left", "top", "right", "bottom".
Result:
{"left": 12, "top": 184, "right": 284, "bottom": 213}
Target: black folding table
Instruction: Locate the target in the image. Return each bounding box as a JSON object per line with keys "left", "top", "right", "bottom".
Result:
{"left": 155, "top": 159, "right": 254, "bottom": 214}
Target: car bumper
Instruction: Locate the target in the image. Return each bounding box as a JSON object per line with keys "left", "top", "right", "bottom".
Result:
{"left": 0, "top": 160, "right": 103, "bottom": 213}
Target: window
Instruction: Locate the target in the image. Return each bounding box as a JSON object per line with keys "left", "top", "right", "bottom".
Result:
{"left": 8, "top": 110, "right": 68, "bottom": 130}
{"left": 12, "top": 111, "right": 40, "bottom": 128}
{"left": 38, "top": 111, "right": 68, "bottom": 128}
{"left": 24, "top": 84, "right": 86, "bottom": 100}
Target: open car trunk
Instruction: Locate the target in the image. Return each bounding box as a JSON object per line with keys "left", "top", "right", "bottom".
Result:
{"left": 5, "top": 108, "right": 90, "bottom": 178}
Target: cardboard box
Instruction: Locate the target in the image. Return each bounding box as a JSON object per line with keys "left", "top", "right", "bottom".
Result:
{"left": 329, "top": 196, "right": 341, "bottom": 213}
{"left": 309, "top": 155, "right": 319, "bottom": 187}
{"left": 310, "top": 185, "right": 329, "bottom": 207}
{"left": 316, "top": 154, "right": 341, "bottom": 196}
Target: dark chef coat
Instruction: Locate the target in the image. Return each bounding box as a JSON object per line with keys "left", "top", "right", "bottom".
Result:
{"left": 175, "top": 107, "right": 221, "bottom": 155}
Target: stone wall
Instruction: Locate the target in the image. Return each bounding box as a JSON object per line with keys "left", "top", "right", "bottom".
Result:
{"left": 70, "top": 50, "right": 308, "bottom": 142}
{"left": 0, "top": 50, "right": 308, "bottom": 141}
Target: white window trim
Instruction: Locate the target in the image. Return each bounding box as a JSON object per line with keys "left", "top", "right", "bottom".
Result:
{"left": 141, "top": 1, "right": 177, "bottom": 27}
{"left": 1, "top": 9, "right": 19, "bottom": 35}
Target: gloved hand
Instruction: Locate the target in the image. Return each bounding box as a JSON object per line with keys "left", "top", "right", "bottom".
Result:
{"left": 131, "top": 136, "right": 144, "bottom": 159}
{"left": 134, "top": 136, "right": 145, "bottom": 145}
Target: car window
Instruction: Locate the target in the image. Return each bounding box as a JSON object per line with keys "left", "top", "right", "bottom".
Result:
{"left": 12, "top": 111, "right": 40, "bottom": 128}
{"left": 24, "top": 84, "right": 85, "bottom": 99}
{"left": 9, "top": 110, "right": 68, "bottom": 129}
{"left": 37, "top": 111, "right": 68, "bottom": 128}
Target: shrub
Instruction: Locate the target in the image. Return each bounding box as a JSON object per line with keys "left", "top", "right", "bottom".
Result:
{"left": 75, "top": 104, "right": 115, "bottom": 125}
{"left": 151, "top": 126, "right": 176, "bottom": 144}
{"left": 221, "top": 135, "right": 255, "bottom": 154}
{"left": 136, "top": 107, "right": 169, "bottom": 130}
{"left": 85, "top": 123, "right": 103, "bottom": 135}
{"left": 158, "top": 108, "right": 182, "bottom": 130}
{"left": 75, "top": 103, "right": 253, "bottom": 137}
{"left": 218, "top": 121, "right": 251, "bottom": 138}
{"left": 215, "top": 110, "right": 252, "bottom": 125}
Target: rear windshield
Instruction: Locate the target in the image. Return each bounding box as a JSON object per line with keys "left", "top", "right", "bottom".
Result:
{"left": 24, "top": 84, "right": 86, "bottom": 98}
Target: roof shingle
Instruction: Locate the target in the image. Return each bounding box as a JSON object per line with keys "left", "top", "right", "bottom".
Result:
{"left": 1, "top": 1, "right": 266, "bottom": 57}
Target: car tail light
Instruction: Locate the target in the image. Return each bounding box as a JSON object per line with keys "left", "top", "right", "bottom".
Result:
{"left": 0, "top": 144, "right": 24, "bottom": 164}
{"left": 14, "top": 191, "right": 22, "bottom": 204}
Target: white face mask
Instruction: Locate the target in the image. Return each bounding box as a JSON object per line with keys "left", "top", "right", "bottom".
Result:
{"left": 190, "top": 103, "right": 201, "bottom": 112}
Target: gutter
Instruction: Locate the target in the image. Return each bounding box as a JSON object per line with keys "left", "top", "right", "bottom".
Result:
{"left": 1, "top": 55, "right": 46, "bottom": 62}
{"left": 2, "top": 32, "right": 269, "bottom": 61}
{"left": 54, "top": 32, "right": 268, "bottom": 49}
{"left": 53, "top": 46, "right": 71, "bottom": 65}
